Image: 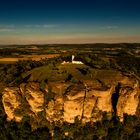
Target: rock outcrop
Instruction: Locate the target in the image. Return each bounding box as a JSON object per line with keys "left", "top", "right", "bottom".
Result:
{"left": 2, "top": 87, "right": 23, "bottom": 122}
{"left": 63, "top": 85, "right": 114, "bottom": 123}
{"left": 24, "top": 82, "right": 45, "bottom": 113}
{"left": 117, "top": 79, "right": 139, "bottom": 121}
{"left": 2, "top": 75, "right": 140, "bottom": 124}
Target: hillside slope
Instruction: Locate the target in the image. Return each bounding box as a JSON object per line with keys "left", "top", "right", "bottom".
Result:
{"left": 2, "top": 64, "right": 140, "bottom": 125}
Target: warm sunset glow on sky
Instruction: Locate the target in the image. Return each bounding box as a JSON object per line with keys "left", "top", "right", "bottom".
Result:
{"left": 0, "top": 0, "right": 140, "bottom": 44}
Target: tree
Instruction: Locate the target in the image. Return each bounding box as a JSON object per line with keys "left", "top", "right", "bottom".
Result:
{"left": 29, "top": 127, "right": 51, "bottom": 140}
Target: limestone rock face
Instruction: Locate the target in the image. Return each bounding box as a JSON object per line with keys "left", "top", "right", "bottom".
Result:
{"left": 24, "top": 82, "right": 45, "bottom": 113}
{"left": 2, "top": 82, "right": 45, "bottom": 122}
{"left": 117, "top": 79, "right": 139, "bottom": 121}
{"left": 46, "top": 97, "right": 63, "bottom": 122}
{"left": 2, "top": 76, "right": 140, "bottom": 124}
{"left": 2, "top": 87, "right": 23, "bottom": 122}
{"left": 63, "top": 85, "right": 114, "bottom": 123}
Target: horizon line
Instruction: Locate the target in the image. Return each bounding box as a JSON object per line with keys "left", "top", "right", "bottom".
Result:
{"left": 0, "top": 42, "right": 140, "bottom": 46}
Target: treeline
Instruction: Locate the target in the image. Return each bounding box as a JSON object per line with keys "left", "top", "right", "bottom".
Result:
{"left": 0, "top": 112, "right": 140, "bottom": 140}
{"left": 37, "top": 43, "right": 140, "bottom": 49}
{"left": 76, "top": 51, "right": 140, "bottom": 77}
{"left": 0, "top": 48, "right": 140, "bottom": 86}
{"left": 1, "top": 90, "right": 140, "bottom": 140}
{"left": 0, "top": 60, "right": 44, "bottom": 85}
{"left": 0, "top": 55, "right": 67, "bottom": 86}
{"left": 0, "top": 49, "right": 33, "bottom": 56}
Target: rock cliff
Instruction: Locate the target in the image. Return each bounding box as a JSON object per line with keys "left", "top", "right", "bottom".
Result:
{"left": 2, "top": 75, "right": 140, "bottom": 124}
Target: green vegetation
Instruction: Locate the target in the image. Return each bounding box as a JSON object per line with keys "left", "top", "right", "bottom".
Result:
{"left": 0, "top": 112, "right": 140, "bottom": 140}
{"left": 0, "top": 43, "right": 140, "bottom": 139}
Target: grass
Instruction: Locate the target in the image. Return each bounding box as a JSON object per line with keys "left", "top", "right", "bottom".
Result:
{"left": 22, "top": 63, "right": 122, "bottom": 86}
{"left": 58, "top": 64, "right": 89, "bottom": 79}
{"left": 23, "top": 63, "right": 93, "bottom": 82}
{"left": 23, "top": 64, "right": 68, "bottom": 82}
{"left": 95, "top": 70, "right": 122, "bottom": 85}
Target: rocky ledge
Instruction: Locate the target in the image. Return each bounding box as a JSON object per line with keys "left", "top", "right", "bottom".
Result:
{"left": 2, "top": 74, "right": 140, "bottom": 124}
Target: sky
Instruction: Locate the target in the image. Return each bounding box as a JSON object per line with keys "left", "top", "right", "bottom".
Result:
{"left": 0, "top": 0, "right": 140, "bottom": 44}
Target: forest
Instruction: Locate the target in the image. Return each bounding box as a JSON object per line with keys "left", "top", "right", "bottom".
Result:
{"left": 0, "top": 44, "right": 140, "bottom": 140}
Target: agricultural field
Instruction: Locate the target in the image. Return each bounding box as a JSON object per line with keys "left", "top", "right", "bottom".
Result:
{"left": 0, "top": 44, "right": 140, "bottom": 139}
{"left": 0, "top": 54, "right": 59, "bottom": 63}
{"left": 0, "top": 43, "right": 140, "bottom": 140}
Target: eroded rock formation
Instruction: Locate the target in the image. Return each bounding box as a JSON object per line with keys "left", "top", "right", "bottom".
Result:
{"left": 2, "top": 75, "right": 140, "bottom": 124}
{"left": 2, "top": 87, "right": 23, "bottom": 122}
{"left": 117, "top": 79, "right": 139, "bottom": 121}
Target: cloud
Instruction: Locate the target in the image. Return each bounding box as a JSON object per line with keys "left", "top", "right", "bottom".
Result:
{"left": 0, "top": 28, "right": 14, "bottom": 32}
{"left": 0, "top": 24, "right": 15, "bottom": 32}
{"left": 101, "top": 25, "right": 119, "bottom": 30}
{"left": 0, "top": 34, "right": 140, "bottom": 45}
{"left": 0, "top": 24, "right": 15, "bottom": 28}
{"left": 24, "top": 24, "right": 59, "bottom": 28}
{"left": 43, "top": 24, "right": 58, "bottom": 28}
{"left": 107, "top": 26, "right": 118, "bottom": 29}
